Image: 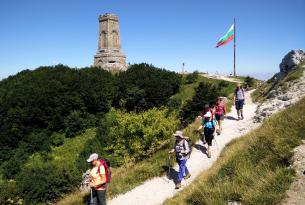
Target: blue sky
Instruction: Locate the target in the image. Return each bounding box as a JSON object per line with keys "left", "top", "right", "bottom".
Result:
{"left": 0, "top": 0, "right": 304, "bottom": 79}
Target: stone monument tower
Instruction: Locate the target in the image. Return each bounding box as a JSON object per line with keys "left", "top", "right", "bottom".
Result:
{"left": 94, "top": 13, "right": 127, "bottom": 71}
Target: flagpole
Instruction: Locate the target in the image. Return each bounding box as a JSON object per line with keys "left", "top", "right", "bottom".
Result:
{"left": 233, "top": 17, "right": 236, "bottom": 77}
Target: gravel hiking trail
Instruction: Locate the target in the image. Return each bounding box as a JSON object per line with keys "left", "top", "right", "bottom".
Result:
{"left": 108, "top": 90, "right": 259, "bottom": 205}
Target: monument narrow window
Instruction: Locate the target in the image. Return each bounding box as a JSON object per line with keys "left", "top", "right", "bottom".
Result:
{"left": 112, "top": 31, "right": 118, "bottom": 47}
{"left": 102, "top": 32, "right": 107, "bottom": 47}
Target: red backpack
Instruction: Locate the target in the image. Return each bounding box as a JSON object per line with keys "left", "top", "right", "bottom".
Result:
{"left": 96, "top": 159, "right": 112, "bottom": 183}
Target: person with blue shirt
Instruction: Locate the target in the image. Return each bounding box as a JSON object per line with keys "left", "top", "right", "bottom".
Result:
{"left": 197, "top": 111, "right": 217, "bottom": 158}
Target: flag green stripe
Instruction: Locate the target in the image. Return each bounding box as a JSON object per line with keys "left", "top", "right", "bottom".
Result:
{"left": 217, "top": 30, "right": 234, "bottom": 44}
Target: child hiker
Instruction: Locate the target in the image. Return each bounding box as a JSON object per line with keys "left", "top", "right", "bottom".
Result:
{"left": 169, "top": 130, "right": 191, "bottom": 189}
{"left": 197, "top": 111, "right": 217, "bottom": 158}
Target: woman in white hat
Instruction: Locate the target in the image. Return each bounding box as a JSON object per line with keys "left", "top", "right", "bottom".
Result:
{"left": 169, "top": 130, "right": 191, "bottom": 189}
{"left": 197, "top": 111, "right": 217, "bottom": 158}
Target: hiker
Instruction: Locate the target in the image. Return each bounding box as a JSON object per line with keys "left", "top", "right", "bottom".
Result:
{"left": 197, "top": 111, "right": 217, "bottom": 158}
{"left": 234, "top": 84, "right": 245, "bottom": 120}
{"left": 214, "top": 97, "right": 226, "bottom": 134}
{"left": 201, "top": 104, "right": 214, "bottom": 118}
{"left": 198, "top": 104, "right": 214, "bottom": 143}
{"left": 87, "top": 153, "right": 107, "bottom": 205}
{"left": 169, "top": 130, "right": 191, "bottom": 189}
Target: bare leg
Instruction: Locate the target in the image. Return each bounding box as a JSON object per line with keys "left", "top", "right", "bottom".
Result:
{"left": 240, "top": 109, "right": 244, "bottom": 120}
{"left": 218, "top": 120, "right": 222, "bottom": 130}
{"left": 207, "top": 145, "right": 211, "bottom": 158}
{"left": 237, "top": 110, "right": 240, "bottom": 119}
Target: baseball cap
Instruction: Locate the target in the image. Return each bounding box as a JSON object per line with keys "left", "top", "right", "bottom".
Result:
{"left": 86, "top": 153, "right": 98, "bottom": 162}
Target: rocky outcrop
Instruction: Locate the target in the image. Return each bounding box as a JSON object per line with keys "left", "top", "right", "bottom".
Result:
{"left": 254, "top": 50, "right": 305, "bottom": 122}
{"left": 280, "top": 50, "right": 305, "bottom": 74}
{"left": 254, "top": 75, "right": 305, "bottom": 122}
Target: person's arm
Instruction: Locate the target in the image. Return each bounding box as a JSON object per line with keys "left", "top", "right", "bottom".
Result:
{"left": 169, "top": 148, "right": 175, "bottom": 154}
{"left": 197, "top": 125, "right": 203, "bottom": 132}
{"left": 90, "top": 167, "right": 107, "bottom": 187}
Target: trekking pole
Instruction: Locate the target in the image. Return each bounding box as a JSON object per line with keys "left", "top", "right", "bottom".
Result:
{"left": 90, "top": 188, "right": 94, "bottom": 204}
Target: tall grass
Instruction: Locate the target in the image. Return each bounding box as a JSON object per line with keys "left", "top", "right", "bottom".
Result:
{"left": 163, "top": 97, "right": 305, "bottom": 205}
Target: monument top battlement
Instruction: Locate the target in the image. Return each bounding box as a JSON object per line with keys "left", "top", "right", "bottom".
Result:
{"left": 99, "top": 13, "right": 119, "bottom": 22}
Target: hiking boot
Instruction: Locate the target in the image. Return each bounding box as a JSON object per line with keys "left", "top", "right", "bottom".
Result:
{"left": 184, "top": 173, "right": 191, "bottom": 180}
{"left": 216, "top": 129, "right": 221, "bottom": 135}
{"left": 175, "top": 183, "right": 182, "bottom": 189}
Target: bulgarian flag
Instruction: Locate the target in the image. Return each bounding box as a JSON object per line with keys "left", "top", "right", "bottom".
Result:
{"left": 216, "top": 24, "right": 234, "bottom": 48}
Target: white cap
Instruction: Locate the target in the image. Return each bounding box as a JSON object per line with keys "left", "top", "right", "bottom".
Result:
{"left": 203, "top": 111, "right": 212, "bottom": 118}
{"left": 86, "top": 153, "right": 98, "bottom": 162}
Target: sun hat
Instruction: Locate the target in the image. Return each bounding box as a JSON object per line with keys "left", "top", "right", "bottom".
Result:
{"left": 86, "top": 153, "right": 99, "bottom": 162}
{"left": 172, "top": 130, "right": 185, "bottom": 139}
{"left": 203, "top": 111, "right": 212, "bottom": 118}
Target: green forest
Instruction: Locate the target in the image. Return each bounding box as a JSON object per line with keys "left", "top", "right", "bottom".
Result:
{"left": 0, "top": 63, "right": 236, "bottom": 204}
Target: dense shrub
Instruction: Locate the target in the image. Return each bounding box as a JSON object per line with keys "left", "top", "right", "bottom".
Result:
{"left": 16, "top": 163, "right": 80, "bottom": 204}
{"left": 244, "top": 76, "right": 255, "bottom": 87}
{"left": 0, "top": 65, "right": 116, "bottom": 163}
{"left": 185, "top": 71, "right": 199, "bottom": 84}
{"left": 77, "top": 108, "right": 180, "bottom": 169}
{"left": 116, "top": 63, "right": 182, "bottom": 111}
{"left": 181, "top": 80, "right": 235, "bottom": 125}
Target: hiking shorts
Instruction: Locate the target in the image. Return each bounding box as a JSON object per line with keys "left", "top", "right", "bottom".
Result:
{"left": 215, "top": 113, "right": 224, "bottom": 121}
{"left": 204, "top": 127, "right": 214, "bottom": 146}
{"left": 235, "top": 99, "right": 244, "bottom": 110}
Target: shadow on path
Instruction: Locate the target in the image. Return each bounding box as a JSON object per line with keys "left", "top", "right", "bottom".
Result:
{"left": 162, "top": 165, "right": 180, "bottom": 184}
{"left": 226, "top": 115, "right": 238, "bottom": 121}
{"left": 194, "top": 144, "right": 208, "bottom": 157}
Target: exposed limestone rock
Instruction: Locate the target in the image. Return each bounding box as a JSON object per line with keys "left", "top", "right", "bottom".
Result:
{"left": 254, "top": 50, "right": 305, "bottom": 123}
{"left": 280, "top": 50, "right": 305, "bottom": 74}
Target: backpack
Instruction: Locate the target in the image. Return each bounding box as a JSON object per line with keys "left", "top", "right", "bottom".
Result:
{"left": 183, "top": 138, "right": 193, "bottom": 157}
{"left": 235, "top": 88, "right": 245, "bottom": 100}
{"left": 97, "top": 159, "right": 112, "bottom": 183}
{"left": 203, "top": 118, "right": 216, "bottom": 131}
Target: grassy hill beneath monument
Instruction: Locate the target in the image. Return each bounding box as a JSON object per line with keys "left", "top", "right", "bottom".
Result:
{"left": 0, "top": 63, "right": 237, "bottom": 204}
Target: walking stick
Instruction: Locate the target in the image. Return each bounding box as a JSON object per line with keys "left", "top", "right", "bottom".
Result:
{"left": 90, "top": 188, "right": 94, "bottom": 205}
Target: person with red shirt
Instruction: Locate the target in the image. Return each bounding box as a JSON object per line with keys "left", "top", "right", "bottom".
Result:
{"left": 214, "top": 97, "right": 226, "bottom": 134}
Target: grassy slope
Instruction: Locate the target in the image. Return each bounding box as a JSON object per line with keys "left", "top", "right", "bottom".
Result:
{"left": 164, "top": 96, "right": 305, "bottom": 205}
{"left": 56, "top": 75, "right": 238, "bottom": 205}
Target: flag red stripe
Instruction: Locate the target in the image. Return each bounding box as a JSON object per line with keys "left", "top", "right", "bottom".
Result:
{"left": 216, "top": 35, "right": 234, "bottom": 48}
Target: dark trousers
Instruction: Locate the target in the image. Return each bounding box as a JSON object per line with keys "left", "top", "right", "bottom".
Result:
{"left": 95, "top": 189, "right": 106, "bottom": 205}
